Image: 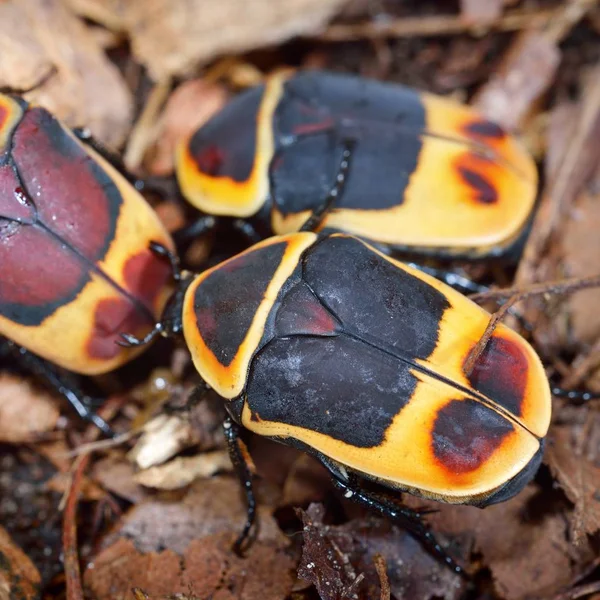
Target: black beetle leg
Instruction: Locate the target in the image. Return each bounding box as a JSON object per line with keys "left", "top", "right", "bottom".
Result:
{"left": 172, "top": 215, "right": 218, "bottom": 251}
{"left": 223, "top": 416, "right": 257, "bottom": 554}
{"left": 1, "top": 339, "right": 115, "bottom": 437}
{"left": 300, "top": 139, "right": 356, "bottom": 233}
{"left": 329, "top": 474, "right": 466, "bottom": 577}
{"left": 551, "top": 385, "right": 600, "bottom": 403}
{"left": 231, "top": 219, "right": 263, "bottom": 245}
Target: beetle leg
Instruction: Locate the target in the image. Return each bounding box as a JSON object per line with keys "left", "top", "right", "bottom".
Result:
{"left": 1, "top": 339, "right": 115, "bottom": 437}
{"left": 300, "top": 139, "right": 356, "bottom": 233}
{"left": 231, "top": 219, "right": 263, "bottom": 245}
{"left": 223, "top": 416, "right": 257, "bottom": 555}
{"left": 329, "top": 474, "right": 466, "bottom": 577}
{"left": 172, "top": 215, "right": 218, "bottom": 251}
{"left": 551, "top": 386, "right": 600, "bottom": 403}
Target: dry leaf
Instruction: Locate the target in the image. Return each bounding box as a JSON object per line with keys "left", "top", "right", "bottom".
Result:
{"left": 459, "top": 0, "right": 503, "bottom": 25}
{"left": 145, "top": 79, "right": 229, "bottom": 176}
{"left": 0, "top": 525, "right": 41, "bottom": 600}
{"left": 134, "top": 451, "right": 232, "bottom": 490}
{"left": 0, "top": 0, "right": 132, "bottom": 147}
{"left": 546, "top": 422, "right": 600, "bottom": 542}
{"left": 0, "top": 374, "right": 59, "bottom": 443}
{"left": 68, "top": 0, "right": 347, "bottom": 80}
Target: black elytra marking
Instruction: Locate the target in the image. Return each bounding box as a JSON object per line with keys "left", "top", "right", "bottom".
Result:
{"left": 193, "top": 241, "right": 288, "bottom": 367}
{"left": 431, "top": 398, "right": 514, "bottom": 474}
{"left": 270, "top": 71, "right": 426, "bottom": 215}
{"left": 188, "top": 85, "right": 265, "bottom": 183}
{"left": 465, "top": 335, "right": 528, "bottom": 418}
{"left": 457, "top": 165, "right": 498, "bottom": 205}
{"left": 246, "top": 335, "right": 418, "bottom": 447}
{"left": 303, "top": 236, "right": 449, "bottom": 360}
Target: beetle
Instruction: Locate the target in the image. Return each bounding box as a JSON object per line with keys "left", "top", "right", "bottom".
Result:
{"left": 123, "top": 228, "right": 552, "bottom": 574}
{"left": 176, "top": 69, "right": 538, "bottom": 260}
{"left": 0, "top": 93, "right": 175, "bottom": 432}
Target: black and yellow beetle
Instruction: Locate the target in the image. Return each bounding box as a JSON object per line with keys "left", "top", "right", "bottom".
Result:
{"left": 123, "top": 229, "right": 552, "bottom": 574}
{"left": 0, "top": 93, "right": 175, "bottom": 432}
{"left": 176, "top": 70, "right": 537, "bottom": 259}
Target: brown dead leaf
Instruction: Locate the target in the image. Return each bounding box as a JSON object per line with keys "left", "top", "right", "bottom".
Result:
{"left": 298, "top": 504, "right": 465, "bottom": 600}
{"left": 0, "top": 374, "right": 59, "bottom": 443}
{"left": 45, "top": 471, "right": 105, "bottom": 501}
{"left": 85, "top": 534, "right": 295, "bottom": 600}
{"left": 472, "top": 29, "right": 560, "bottom": 131}
{"left": 281, "top": 454, "right": 333, "bottom": 508}
{"left": 134, "top": 451, "right": 232, "bottom": 490}
{"left": 546, "top": 422, "right": 600, "bottom": 542}
{"left": 69, "top": 0, "right": 346, "bottom": 80}
{"left": 85, "top": 476, "right": 294, "bottom": 599}
{"left": 102, "top": 476, "right": 286, "bottom": 554}
{"left": 0, "top": 525, "right": 41, "bottom": 600}
{"left": 410, "top": 485, "right": 594, "bottom": 600}
{"left": 145, "top": 79, "right": 229, "bottom": 176}
{"left": 0, "top": 0, "right": 132, "bottom": 147}
{"left": 91, "top": 456, "right": 149, "bottom": 504}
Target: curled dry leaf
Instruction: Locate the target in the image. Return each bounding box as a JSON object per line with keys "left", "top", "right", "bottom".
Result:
{"left": 134, "top": 450, "right": 232, "bottom": 490}
{"left": 0, "top": 525, "right": 41, "bottom": 600}
{"left": 409, "top": 484, "right": 595, "bottom": 600}
{"left": 128, "top": 414, "right": 202, "bottom": 470}
{"left": 297, "top": 504, "right": 465, "bottom": 600}
{"left": 0, "top": 0, "right": 132, "bottom": 147}
{"left": 91, "top": 457, "right": 150, "bottom": 504}
{"left": 101, "top": 477, "right": 286, "bottom": 555}
{"left": 145, "top": 79, "right": 229, "bottom": 176}
{"left": 67, "top": 0, "right": 347, "bottom": 80}
{"left": 85, "top": 477, "right": 294, "bottom": 599}
{"left": 0, "top": 374, "right": 59, "bottom": 443}
{"left": 546, "top": 422, "right": 600, "bottom": 543}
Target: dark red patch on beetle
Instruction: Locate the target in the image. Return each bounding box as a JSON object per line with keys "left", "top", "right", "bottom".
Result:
{"left": 275, "top": 282, "right": 340, "bottom": 337}
{"left": 457, "top": 164, "right": 498, "bottom": 204}
{"left": 194, "top": 145, "right": 225, "bottom": 176}
{"left": 0, "top": 103, "right": 124, "bottom": 327}
{"left": 87, "top": 296, "right": 155, "bottom": 360}
{"left": 463, "top": 120, "right": 506, "bottom": 140}
{"left": 466, "top": 334, "right": 528, "bottom": 417}
{"left": 123, "top": 249, "right": 172, "bottom": 313}
{"left": 432, "top": 399, "right": 514, "bottom": 473}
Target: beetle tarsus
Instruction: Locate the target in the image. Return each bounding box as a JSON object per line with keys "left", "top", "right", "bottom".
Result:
{"left": 551, "top": 386, "right": 600, "bottom": 403}
{"left": 300, "top": 138, "right": 357, "bottom": 233}
{"left": 117, "top": 324, "right": 163, "bottom": 348}
{"left": 223, "top": 416, "right": 257, "bottom": 555}
{"left": 330, "top": 475, "right": 467, "bottom": 578}
{"left": 149, "top": 241, "right": 182, "bottom": 282}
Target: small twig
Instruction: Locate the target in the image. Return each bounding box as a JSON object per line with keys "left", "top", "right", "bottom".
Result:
{"left": 315, "top": 7, "right": 557, "bottom": 41}
{"left": 465, "top": 274, "right": 600, "bottom": 375}
{"left": 374, "top": 554, "right": 391, "bottom": 600}
{"left": 560, "top": 336, "right": 600, "bottom": 389}
{"left": 551, "top": 581, "right": 600, "bottom": 600}
{"left": 63, "top": 454, "right": 90, "bottom": 600}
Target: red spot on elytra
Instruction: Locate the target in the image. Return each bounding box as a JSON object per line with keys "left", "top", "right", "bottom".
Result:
{"left": 195, "top": 144, "right": 225, "bottom": 176}
{"left": 292, "top": 117, "right": 335, "bottom": 137}
{"left": 123, "top": 248, "right": 173, "bottom": 312}
{"left": 465, "top": 334, "right": 528, "bottom": 417}
{"left": 86, "top": 248, "right": 172, "bottom": 360}
{"left": 432, "top": 399, "right": 513, "bottom": 474}
{"left": 87, "top": 296, "right": 154, "bottom": 360}
{"left": 463, "top": 119, "right": 506, "bottom": 140}
{"left": 456, "top": 163, "right": 498, "bottom": 205}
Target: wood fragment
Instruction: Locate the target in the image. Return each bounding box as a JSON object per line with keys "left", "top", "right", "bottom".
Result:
{"left": 317, "top": 7, "right": 557, "bottom": 41}
{"left": 374, "top": 553, "right": 391, "bottom": 600}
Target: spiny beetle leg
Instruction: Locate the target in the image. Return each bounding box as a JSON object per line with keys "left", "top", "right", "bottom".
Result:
{"left": 300, "top": 138, "right": 356, "bottom": 233}
{"left": 3, "top": 340, "right": 115, "bottom": 437}
{"left": 172, "top": 215, "right": 217, "bottom": 252}
{"left": 149, "top": 241, "right": 182, "bottom": 281}
{"left": 223, "top": 416, "right": 257, "bottom": 555}
{"left": 232, "top": 219, "right": 263, "bottom": 245}
{"left": 551, "top": 386, "right": 600, "bottom": 403}
{"left": 330, "top": 475, "right": 467, "bottom": 578}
